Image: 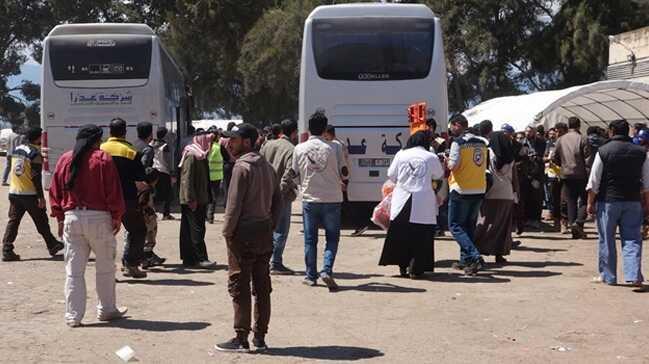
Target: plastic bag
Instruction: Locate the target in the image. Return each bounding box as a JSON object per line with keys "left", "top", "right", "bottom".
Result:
{"left": 382, "top": 180, "right": 395, "bottom": 198}
{"left": 371, "top": 193, "right": 392, "bottom": 231}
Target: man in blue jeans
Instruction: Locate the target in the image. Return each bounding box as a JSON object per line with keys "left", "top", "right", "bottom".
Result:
{"left": 586, "top": 119, "right": 649, "bottom": 287}
{"left": 261, "top": 119, "right": 299, "bottom": 275}
{"left": 284, "top": 110, "right": 344, "bottom": 291}
{"left": 446, "top": 115, "right": 488, "bottom": 275}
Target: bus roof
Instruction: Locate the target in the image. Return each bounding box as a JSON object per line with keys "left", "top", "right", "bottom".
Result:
{"left": 47, "top": 23, "right": 155, "bottom": 37}
{"left": 308, "top": 3, "right": 435, "bottom": 20}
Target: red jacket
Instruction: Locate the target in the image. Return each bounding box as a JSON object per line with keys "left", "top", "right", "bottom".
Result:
{"left": 49, "top": 149, "right": 125, "bottom": 222}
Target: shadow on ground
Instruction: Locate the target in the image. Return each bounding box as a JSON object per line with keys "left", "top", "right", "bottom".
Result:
{"left": 337, "top": 282, "right": 426, "bottom": 293}
{"left": 117, "top": 278, "right": 214, "bottom": 286}
{"left": 146, "top": 263, "right": 227, "bottom": 274}
{"left": 260, "top": 345, "right": 384, "bottom": 361}
{"left": 83, "top": 319, "right": 211, "bottom": 332}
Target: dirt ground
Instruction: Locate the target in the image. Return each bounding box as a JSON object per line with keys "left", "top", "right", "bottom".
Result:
{"left": 1, "top": 182, "right": 649, "bottom": 363}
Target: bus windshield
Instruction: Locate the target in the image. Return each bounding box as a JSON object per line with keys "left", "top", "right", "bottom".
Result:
{"left": 49, "top": 36, "right": 152, "bottom": 81}
{"left": 312, "top": 17, "right": 435, "bottom": 81}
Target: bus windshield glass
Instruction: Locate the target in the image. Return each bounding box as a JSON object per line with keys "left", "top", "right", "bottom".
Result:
{"left": 49, "top": 36, "right": 152, "bottom": 81}
{"left": 312, "top": 17, "right": 434, "bottom": 81}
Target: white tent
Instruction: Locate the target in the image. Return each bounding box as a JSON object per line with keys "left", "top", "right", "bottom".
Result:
{"left": 463, "top": 80, "right": 649, "bottom": 132}
{"left": 192, "top": 119, "right": 243, "bottom": 131}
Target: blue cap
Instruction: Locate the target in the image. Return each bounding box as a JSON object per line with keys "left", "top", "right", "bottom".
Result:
{"left": 501, "top": 123, "right": 515, "bottom": 134}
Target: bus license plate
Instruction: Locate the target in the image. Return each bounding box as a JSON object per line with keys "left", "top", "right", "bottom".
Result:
{"left": 358, "top": 158, "right": 391, "bottom": 167}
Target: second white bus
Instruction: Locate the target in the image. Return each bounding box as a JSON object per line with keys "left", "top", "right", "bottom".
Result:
{"left": 299, "top": 3, "right": 448, "bottom": 203}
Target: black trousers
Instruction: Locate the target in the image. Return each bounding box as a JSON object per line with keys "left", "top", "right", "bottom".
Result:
{"left": 179, "top": 204, "right": 208, "bottom": 264}
{"left": 154, "top": 172, "right": 173, "bottom": 216}
{"left": 563, "top": 178, "right": 587, "bottom": 227}
{"left": 207, "top": 180, "right": 222, "bottom": 220}
{"left": 2, "top": 195, "right": 58, "bottom": 251}
{"left": 122, "top": 204, "right": 146, "bottom": 265}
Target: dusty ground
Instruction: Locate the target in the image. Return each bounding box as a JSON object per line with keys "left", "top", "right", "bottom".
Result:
{"left": 1, "top": 183, "right": 648, "bottom": 363}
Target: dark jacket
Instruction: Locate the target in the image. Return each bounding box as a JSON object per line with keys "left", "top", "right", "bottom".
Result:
{"left": 222, "top": 152, "right": 281, "bottom": 253}
{"left": 100, "top": 137, "right": 146, "bottom": 203}
{"left": 553, "top": 130, "right": 591, "bottom": 179}
{"left": 597, "top": 135, "right": 646, "bottom": 202}
{"left": 179, "top": 155, "right": 211, "bottom": 206}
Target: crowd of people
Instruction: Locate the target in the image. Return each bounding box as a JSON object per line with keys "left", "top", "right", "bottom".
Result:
{"left": 1, "top": 109, "right": 647, "bottom": 352}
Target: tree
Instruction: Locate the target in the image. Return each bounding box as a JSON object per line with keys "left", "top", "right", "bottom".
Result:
{"left": 237, "top": 0, "right": 318, "bottom": 124}
{"left": 0, "top": 1, "right": 53, "bottom": 126}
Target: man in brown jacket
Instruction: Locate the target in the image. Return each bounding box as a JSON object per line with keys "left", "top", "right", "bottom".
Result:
{"left": 216, "top": 123, "right": 282, "bottom": 353}
{"left": 553, "top": 117, "right": 591, "bottom": 238}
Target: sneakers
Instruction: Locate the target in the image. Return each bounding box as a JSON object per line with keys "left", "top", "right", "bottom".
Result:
{"left": 451, "top": 262, "right": 465, "bottom": 271}
{"left": 48, "top": 241, "right": 65, "bottom": 257}
{"left": 141, "top": 252, "right": 166, "bottom": 269}
{"left": 320, "top": 272, "right": 339, "bottom": 291}
{"left": 214, "top": 337, "right": 250, "bottom": 353}
{"left": 252, "top": 336, "right": 268, "bottom": 351}
{"left": 66, "top": 320, "right": 81, "bottom": 328}
{"left": 571, "top": 224, "right": 586, "bottom": 239}
{"left": 123, "top": 265, "right": 147, "bottom": 279}
{"left": 97, "top": 306, "right": 128, "bottom": 321}
{"left": 463, "top": 259, "right": 483, "bottom": 276}
{"left": 302, "top": 277, "right": 317, "bottom": 287}
{"left": 2, "top": 250, "right": 20, "bottom": 262}
{"left": 196, "top": 260, "right": 217, "bottom": 269}
{"left": 350, "top": 226, "right": 368, "bottom": 237}
{"left": 270, "top": 264, "right": 294, "bottom": 275}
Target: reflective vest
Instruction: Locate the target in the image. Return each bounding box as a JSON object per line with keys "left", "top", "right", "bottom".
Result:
{"left": 208, "top": 142, "right": 224, "bottom": 181}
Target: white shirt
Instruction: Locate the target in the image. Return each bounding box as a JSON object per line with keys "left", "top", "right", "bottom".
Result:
{"left": 586, "top": 151, "right": 649, "bottom": 193}
{"left": 292, "top": 136, "right": 344, "bottom": 203}
{"left": 388, "top": 146, "right": 444, "bottom": 225}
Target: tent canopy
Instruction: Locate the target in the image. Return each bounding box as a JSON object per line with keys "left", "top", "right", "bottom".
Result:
{"left": 463, "top": 80, "right": 649, "bottom": 132}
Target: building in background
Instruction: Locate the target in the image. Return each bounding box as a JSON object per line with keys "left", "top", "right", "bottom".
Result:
{"left": 608, "top": 26, "right": 649, "bottom": 82}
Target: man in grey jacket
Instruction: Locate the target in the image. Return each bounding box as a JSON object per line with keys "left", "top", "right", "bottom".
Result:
{"left": 216, "top": 123, "right": 282, "bottom": 353}
{"left": 260, "top": 119, "right": 298, "bottom": 275}
{"left": 553, "top": 117, "right": 591, "bottom": 238}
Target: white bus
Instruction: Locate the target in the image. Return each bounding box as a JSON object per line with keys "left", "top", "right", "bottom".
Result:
{"left": 299, "top": 3, "right": 448, "bottom": 203}
{"left": 40, "top": 23, "right": 190, "bottom": 188}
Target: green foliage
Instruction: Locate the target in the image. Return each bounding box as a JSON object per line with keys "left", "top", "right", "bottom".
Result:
{"left": 2, "top": 0, "right": 649, "bottom": 125}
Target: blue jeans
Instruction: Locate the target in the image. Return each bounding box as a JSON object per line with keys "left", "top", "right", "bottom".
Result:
{"left": 448, "top": 192, "right": 483, "bottom": 264}
{"left": 271, "top": 204, "right": 292, "bottom": 266}
{"left": 596, "top": 201, "right": 644, "bottom": 284}
{"left": 303, "top": 202, "right": 341, "bottom": 280}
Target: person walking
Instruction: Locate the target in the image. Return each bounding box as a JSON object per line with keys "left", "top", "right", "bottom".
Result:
{"left": 521, "top": 125, "right": 546, "bottom": 229}
{"left": 206, "top": 128, "right": 224, "bottom": 224}
{"left": 2, "top": 126, "right": 22, "bottom": 186}
{"left": 49, "top": 125, "right": 128, "bottom": 327}
{"left": 215, "top": 123, "right": 281, "bottom": 353}
{"left": 446, "top": 114, "right": 488, "bottom": 275}
{"left": 284, "top": 111, "right": 344, "bottom": 290}
{"left": 178, "top": 132, "right": 217, "bottom": 269}
{"left": 379, "top": 131, "right": 444, "bottom": 278}
{"left": 1, "top": 127, "right": 64, "bottom": 261}
{"left": 132, "top": 122, "right": 165, "bottom": 269}
{"left": 151, "top": 127, "right": 176, "bottom": 220}
{"left": 587, "top": 119, "right": 649, "bottom": 287}
{"left": 553, "top": 117, "right": 591, "bottom": 239}
{"left": 101, "top": 118, "right": 148, "bottom": 278}
{"left": 260, "top": 119, "right": 299, "bottom": 275}
{"left": 474, "top": 131, "right": 517, "bottom": 264}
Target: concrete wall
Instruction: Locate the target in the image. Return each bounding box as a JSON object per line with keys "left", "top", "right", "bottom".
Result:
{"left": 608, "top": 26, "right": 649, "bottom": 82}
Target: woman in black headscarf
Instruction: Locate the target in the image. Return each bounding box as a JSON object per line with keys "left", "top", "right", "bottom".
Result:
{"left": 474, "top": 131, "right": 518, "bottom": 265}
